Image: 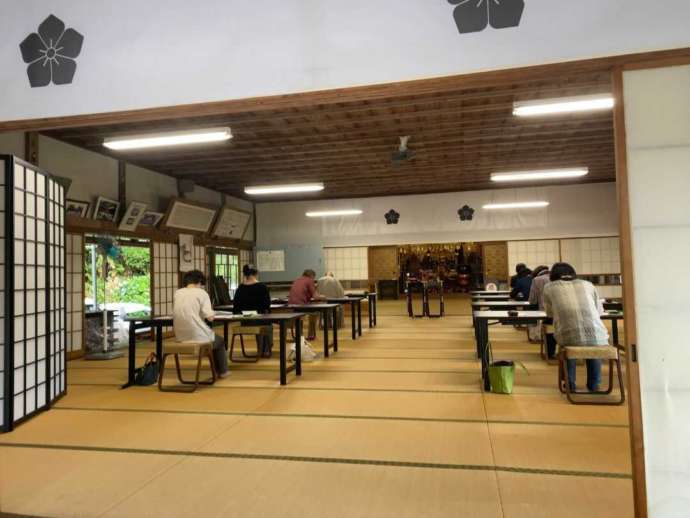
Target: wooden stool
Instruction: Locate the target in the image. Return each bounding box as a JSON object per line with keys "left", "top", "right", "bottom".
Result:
{"left": 558, "top": 345, "right": 625, "bottom": 405}
{"left": 158, "top": 341, "right": 217, "bottom": 392}
{"left": 230, "top": 323, "right": 270, "bottom": 362}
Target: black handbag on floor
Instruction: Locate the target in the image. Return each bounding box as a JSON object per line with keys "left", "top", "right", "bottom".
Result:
{"left": 134, "top": 353, "right": 159, "bottom": 385}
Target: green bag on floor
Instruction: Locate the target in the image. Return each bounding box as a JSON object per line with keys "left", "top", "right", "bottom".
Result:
{"left": 488, "top": 361, "right": 516, "bottom": 394}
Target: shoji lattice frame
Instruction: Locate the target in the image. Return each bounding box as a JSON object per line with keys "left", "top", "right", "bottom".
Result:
{"left": 1, "top": 156, "right": 67, "bottom": 433}
{"left": 66, "top": 233, "right": 84, "bottom": 355}
{"left": 152, "top": 241, "right": 178, "bottom": 317}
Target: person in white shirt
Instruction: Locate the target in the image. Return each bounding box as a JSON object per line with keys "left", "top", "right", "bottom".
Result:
{"left": 173, "top": 270, "right": 229, "bottom": 377}
{"left": 317, "top": 272, "right": 345, "bottom": 328}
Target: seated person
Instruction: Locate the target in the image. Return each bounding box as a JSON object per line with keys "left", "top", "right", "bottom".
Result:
{"left": 510, "top": 266, "right": 533, "bottom": 300}
{"left": 317, "top": 272, "right": 345, "bottom": 328}
{"left": 543, "top": 262, "right": 609, "bottom": 392}
{"left": 233, "top": 264, "right": 273, "bottom": 358}
{"left": 173, "top": 270, "right": 229, "bottom": 378}
{"left": 510, "top": 263, "right": 526, "bottom": 289}
{"left": 288, "top": 269, "right": 326, "bottom": 340}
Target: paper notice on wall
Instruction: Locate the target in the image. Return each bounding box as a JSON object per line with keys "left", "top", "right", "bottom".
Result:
{"left": 257, "top": 250, "right": 285, "bottom": 272}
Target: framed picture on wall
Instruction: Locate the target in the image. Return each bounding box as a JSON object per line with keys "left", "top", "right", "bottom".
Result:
{"left": 93, "top": 196, "right": 120, "bottom": 222}
{"left": 66, "top": 199, "right": 90, "bottom": 218}
{"left": 161, "top": 197, "right": 217, "bottom": 233}
{"left": 118, "top": 201, "right": 148, "bottom": 231}
{"left": 139, "top": 211, "right": 164, "bottom": 227}
{"left": 211, "top": 206, "right": 251, "bottom": 239}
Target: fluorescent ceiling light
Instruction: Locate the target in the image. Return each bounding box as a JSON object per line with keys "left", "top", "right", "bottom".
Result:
{"left": 483, "top": 201, "right": 550, "bottom": 210}
{"left": 491, "top": 168, "right": 589, "bottom": 183}
{"left": 103, "top": 127, "right": 232, "bottom": 150}
{"left": 244, "top": 183, "right": 324, "bottom": 195}
{"left": 306, "top": 209, "right": 363, "bottom": 217}
{"left": 513, "top": 95, "right": 614, "bottom": 117}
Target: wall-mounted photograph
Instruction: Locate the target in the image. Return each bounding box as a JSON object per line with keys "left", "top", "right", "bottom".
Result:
{"left": 139, "top": 211, "right": 164, "bottom": 227}
{"left": 66, "top": 199, "right": 90, "bottom": 218}
{"left": 92, "top": 196, "right": 120, "bottom": 222}
{"left": 118, "top": 201, "right": 148, "bottom": 232}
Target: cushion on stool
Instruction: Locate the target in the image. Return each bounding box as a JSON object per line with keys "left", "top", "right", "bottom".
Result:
{"left": 564, "top": 345, "right": 618, "bottom": 360}
{"left": 544, "top": 324, "right": 555, "bottom": 334}
{"left": 165, "top": 341, "right": 213, "bottom": 355}
{"left": 233, "top": 325, "right": 269, "bottom": 336}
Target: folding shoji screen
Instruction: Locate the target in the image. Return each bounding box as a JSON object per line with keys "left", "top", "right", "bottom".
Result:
{"left": 152, "top": 241, "right": 179, "bottom": 317}
{"left": 193, "top": 244, "right": 207, "bottom": 276}
{"left": 66, "top": 233, "right": 84, "bottom": 355}
{"left": 239, "top": 248, "right": 253, "bottom": 269}
{"left": 1, "top": 156, "right": 67, "bottom": 433}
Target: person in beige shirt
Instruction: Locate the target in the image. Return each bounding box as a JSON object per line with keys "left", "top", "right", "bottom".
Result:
{"left": 173, "top": 270, "right": 229, "bottom": 377}
{"left": 317, "top": 272, "right": 345, "bottom": 328}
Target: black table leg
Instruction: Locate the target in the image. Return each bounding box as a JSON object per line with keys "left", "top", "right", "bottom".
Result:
{"left": 373, "top": 295, "right": 377, "bottom": 326}
{"left": 480, "top": 319, "right": 491, "bottom": 391}
{"left": 223, "top": 320, "right": 229, "bottom": 346}
{"left": 357, "top": 301, "right": 362, "bottom": 336}
{"left": 295, "top": 318, "right": 302, "bottom": 376}
{"left": 474, "top": 315, "right": 481, "bottom": 359}
{"left": 350, "top": 302, "right": 357, "bottom": 340}
{"left": 323, "top": 309, "right": 330, "bottom": 358}
{"left": 155, "top": 324, "right": 163, "bottom": 363}
{"left": 612, "top": 318, "right": 620, "bottom": 347}
{"left": 368, "top": 298, "right": 373, "bottom": 328}
{"left": 332, "top": 307, "right": 338, "bottom": 352}
{"left": 279, "top": 321, "right": 287, "bottom": 385}
{"left": 121, "top": 320, "right": 137, "bottom": 389}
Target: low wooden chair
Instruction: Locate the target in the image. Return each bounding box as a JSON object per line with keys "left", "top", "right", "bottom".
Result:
{"left": 558, "top": 345, "right": 626, "bottom": 405}
{"left": 158, "top": 341, "right": 217, "bottom": 392}
{"left": 229, "top": 322, "right": 270, "bottom": 363}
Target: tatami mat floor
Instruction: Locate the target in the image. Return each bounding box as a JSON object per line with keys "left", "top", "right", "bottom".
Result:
{"left": 0, "top": 297, "right": 633, "bottom": 517}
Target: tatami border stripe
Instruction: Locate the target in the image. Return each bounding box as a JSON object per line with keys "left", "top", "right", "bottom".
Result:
{"left": 52, "top": 405, "right": 630, "bottom": 429}
{"left": 67, "top": 366, "right": 481, "bottom": 374}
{"left": 0, "top": 442, "right": 632, "bottom": 480}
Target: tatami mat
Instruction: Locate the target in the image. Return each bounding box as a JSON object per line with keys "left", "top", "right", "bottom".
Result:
{"left": 0, "top": 296, "right": 633, "bottom": 517}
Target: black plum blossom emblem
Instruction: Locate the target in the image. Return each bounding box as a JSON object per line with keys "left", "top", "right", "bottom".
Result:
{"left": 448, "top": 0, "right": 525, "bottom": 34}
{"left": 385, "top": 209, "right": 400, "bottom": 225}
{"left": 19, "top": 15, "right": 84, "bottom": 87}
{"left": 458, "top": 205, "right": 475, "bottom": 221}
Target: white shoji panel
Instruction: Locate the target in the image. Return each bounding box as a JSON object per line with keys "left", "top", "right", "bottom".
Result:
{"left": 153, "top": 241, "right": 178, "bottom": 317}
{"left": 323, "top": 247, "right": 368, "bottom": 281}
{"left": 47, "top": 177, "right": 66, "bottom": 400}
{"left": 507, "top": 240, "right": 560, "bottom": 273}
{"left": 560, "top": 237, "right": 621, "bottom": 275}
{"left": 240, "top": 249, "right": 253, "bottom": 269}
{"left": 66, "top": 234, "right": 84, "bottom": 353}
{"left": 193, "top": 245, "right": 207, "bottom": 275}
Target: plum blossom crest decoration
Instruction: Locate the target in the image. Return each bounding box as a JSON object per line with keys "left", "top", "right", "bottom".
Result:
{"left": 458, "top": 205, "right": 475, "bottom": 221}
{"left": 19, "top": 14, "right": 84, "bottom": 87}
{"left": 385, "top": 209, "right": 400, "bottom": 225}
{"left": 448, "top": 0, "right": 525, "bottom": 34}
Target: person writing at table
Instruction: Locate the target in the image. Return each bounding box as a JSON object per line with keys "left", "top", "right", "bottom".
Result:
{"left": 543, "top": 262, "right": 608, "bottom": 392}
{"left": 233, "top": 264, "right": 274, "bottom": 358}
{"left": 288, "top": 269, "right": 326, "bottom": 340}
{"left": 317, "top": 271, "right": 345, "bottom": 328}
{"left": 173, "top": 270, "right": 229, "bottom": 378}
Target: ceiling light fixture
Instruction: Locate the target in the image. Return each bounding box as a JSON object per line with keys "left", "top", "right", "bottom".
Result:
{"left": 491, "top": 168, "right": 589, "bottom": 183}
{"left": 305, "top": 209, "right": 363, "bottom": 218}
{"left": 103, "top": 127, "right": 232, "bottom": 150}
{"left": 483, "top": 201, "right": 550, "bottom": 210}
{"left": 513, "top": 94, "right": 614, "bottom": 117}
{"left": 244, "top": 183, "right": 324, "bottom": 195}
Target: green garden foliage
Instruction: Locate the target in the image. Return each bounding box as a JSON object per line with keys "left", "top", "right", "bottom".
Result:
{"left": 85, "top": 245, "right": 151, "bottom": 306}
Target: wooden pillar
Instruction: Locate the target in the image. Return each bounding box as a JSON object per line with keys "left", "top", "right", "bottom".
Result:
{"left": 118, "top": 161, "right": 127, "bottom": 218}
{"left": 24, "top": 131, "right": 39, "bottom": 165}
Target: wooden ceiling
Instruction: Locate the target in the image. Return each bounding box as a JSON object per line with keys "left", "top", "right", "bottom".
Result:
{"left": 41, "top": 66, "right": 614, "bottom": 201}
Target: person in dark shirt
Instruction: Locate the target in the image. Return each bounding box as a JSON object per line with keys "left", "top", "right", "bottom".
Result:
{"left": 233, "top": 264, "right": 273, "bottom": 357}
{"left": 510, "top": 263, "right": 527, "bottom": 289}
{"left": 510, "top": 266, "right": 533, "bottom": 300}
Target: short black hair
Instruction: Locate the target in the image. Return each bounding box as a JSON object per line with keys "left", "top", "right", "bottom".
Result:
{"left": 515, "top": 263, "right": 527, "bottom": 273}
{"left": 550, "top": 262, "right": 577, "bottom": 282}
{"left": 183, "top": 269, "right": 206, "bottom": 286}
{"left": 532, "top": 265, "right": 549, "bottom": 278}
{"left": 302, "top": 269, "right": 316, "bottom": 278}
{"left": 243, "top": 264, "right": 258, "bottom": 277}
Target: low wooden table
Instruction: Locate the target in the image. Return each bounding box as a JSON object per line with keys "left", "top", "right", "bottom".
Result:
{"left": 124, "top": 312, "right": 306, "bottom": 387}
{"left": 471, "top": 290, "right": 512, "bottom": 296}
{"left": 471, "top": 294, "right": 512, "bottom": 301}
{"left": 346, "top": 292, "right": 378, "bottom": 328}
{"left": 473, "top": 310, "right": 624, "bottom": 391}
{"left": 287, "top": 303, "right": 340, "bottom": 357}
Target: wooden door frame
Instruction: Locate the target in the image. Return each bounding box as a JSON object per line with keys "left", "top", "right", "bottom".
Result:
{"left": 613, "top": 52, "right": 690, "bottom": 518}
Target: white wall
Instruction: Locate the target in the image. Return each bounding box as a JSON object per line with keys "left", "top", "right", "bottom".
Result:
{"left": 256, "top": 183, "right": 619, "bottom": 249}
{"left": 624, "top": 64, "right": 690, "bottom": 518}
{"left": 2, "top": 1, "right": 690, "bottom": 122}
{"left": 0, "top": 131, "right": 25, "bottom": 158}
